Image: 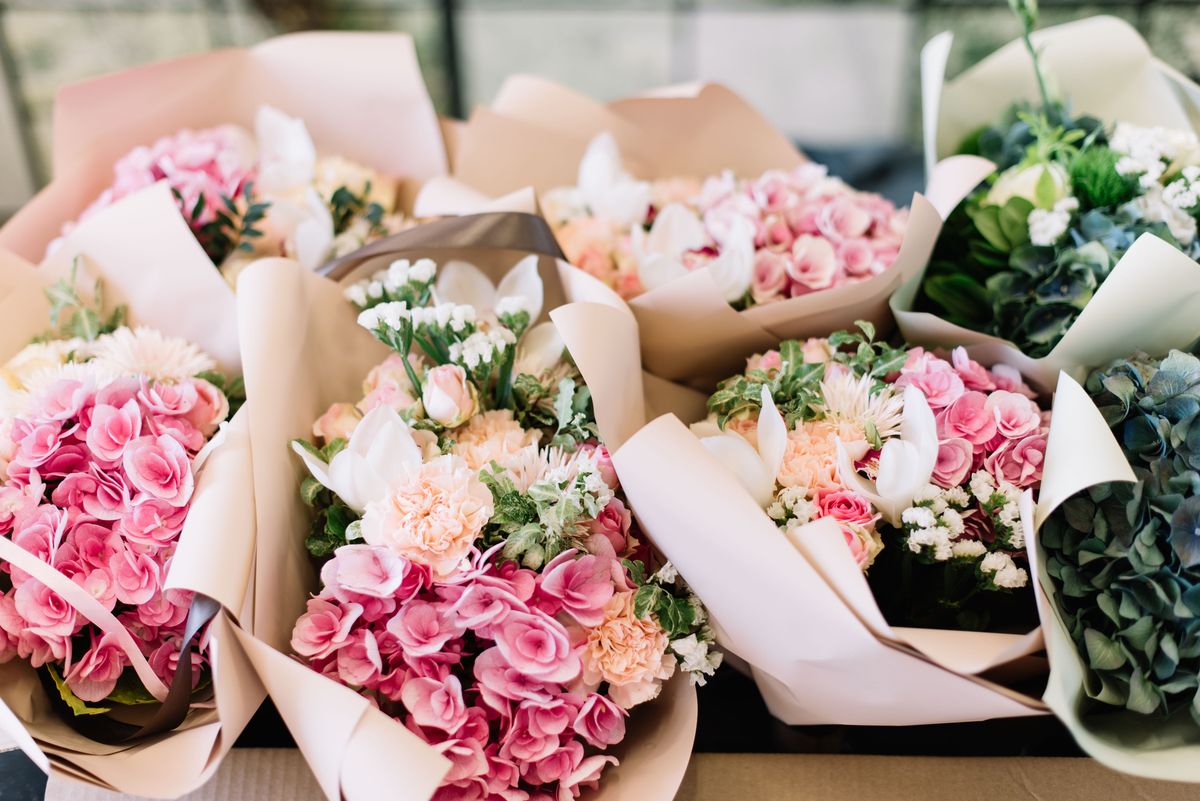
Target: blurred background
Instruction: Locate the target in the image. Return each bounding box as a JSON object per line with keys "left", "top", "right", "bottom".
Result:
{"left": 1, "top": 0, "right": 1199, "bottom": 220}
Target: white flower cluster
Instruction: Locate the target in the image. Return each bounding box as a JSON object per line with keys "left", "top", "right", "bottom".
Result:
{"left": 672, "top": 627, "right": 724, "bottom": 686}
{"left": 900, "top": 483, "right": 974, "bottom": 562}
{"left": 1027, "top": 196, "right": 1080, "bottom": 247}
{"left": 766, "top": 485, "right": 819, "bottom": 527}
{"left": 969, "top": 470, "right": 1024, "bottom": 550}
{"left": 410, "top": 302, "right": 475, "bottom": 334}
{"left": 449, "top": 328, "right": 516, "bottom": 370}
{"left": 980, "top": 551, "right": 1028, "bottom": 589}
{"left": 343, "top": 258, "right": 438, "bottom": 307}
{"left": 495, "top": 295, "right": 533, "bottom": 319}
{"left": 1110, "top": 123, "right": 1200, "bottom": 189}
{"left": 1163, "top": 166, "right": 1200, "bottom": 212}
{"left": 357, "top": 300, "right": 408, "bottom": 332}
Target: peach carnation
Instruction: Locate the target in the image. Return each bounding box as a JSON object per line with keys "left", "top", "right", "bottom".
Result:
{"left": 360, "top": 454, "right": 493, "bottom": 580}
{"left": 776, "top": 419, "right": 866, "bottom": 498}
{"left": 451, "top": 410, "right": 541, "bottom": 473}
{"left": 581, "top": 590, "right": 675, "bottom": 710}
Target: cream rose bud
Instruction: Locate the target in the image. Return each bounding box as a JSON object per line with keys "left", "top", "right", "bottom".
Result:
{"left": 313, "top": 402, "right": 362, "bottom": 442}
{"left": 421, "top": 364, "right": 478, "bottom": 427}
{"left": 985, "top": 162, "right": 1070, "bottom": 207}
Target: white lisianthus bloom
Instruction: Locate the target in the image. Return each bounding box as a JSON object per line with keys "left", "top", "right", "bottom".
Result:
{"left": 985, "top": 162, "right": 1070, "bottom": 207}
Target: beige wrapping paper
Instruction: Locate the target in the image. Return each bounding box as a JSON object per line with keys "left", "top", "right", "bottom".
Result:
{"left": 0, "top": 32, "right": 448, "bottom": 264}
{"left": 1029, "top": 372, "right": 1200, "bottom": 781}
{"left": 896, "top": 17, "right": 1200, "bottom": 393}
{"left": 0, "top": 184, "right": 263, "bottom": 797}
{"left": 552, "top": 299, "right": 1046, "bottom": 725}
{"left": 233, "top": 231, "right": 699, "bottom": 800}
{"left": 419, "top": 78, "right": 984, "bottom": 386}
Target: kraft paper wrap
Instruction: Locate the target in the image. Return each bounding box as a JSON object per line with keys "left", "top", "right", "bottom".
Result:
{"left": 0, "top": 32, "right": 448, "bottom": 264}
{"left": 0, "top": 183, "right": 263, "bottom": 797}
{"left": 233, "top": 216, "right": 699, "bottom": 801}
{"left": 417, "top": 77, "right": 984, "bottom": 387}
{"left": 1031, "top": 370, "right": 1200, "bottom": 781}
{"left": 896, "top": 17, "right": 1200, "bottom": 393}
{"left": 551, "top": 298, "right": 1047, "bottom": 726}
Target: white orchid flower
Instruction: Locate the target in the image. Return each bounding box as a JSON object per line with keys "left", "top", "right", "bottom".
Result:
{"left": 695, "top": 386, "right": 788, "bottom": 508}
{"left": 836, "top": 385, "right": 938, "bottom": 526}
{"left": 513, "top": 321, "right": 566, "bottom": 378}
{"left": 436, "top": 255, "right": 544, "bottom": 323}
{"left": 254, "top": 105, "right": 317, "bottom": 195}
{"left": 634, "top": 207, "right": 754, "bottom": 303}
{"left": 292, "top": 405, "right": 423, "bottom": 514}
{"left": 577, "top": 132, "right": 653, "bottom": 228}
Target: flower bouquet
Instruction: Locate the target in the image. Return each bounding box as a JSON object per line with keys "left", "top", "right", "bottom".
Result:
{"left": 1032, "top": 354, "right": 1200, "bottom": 780}
{"left": 0, "top": 186, "right": 260, "bottom": 795}
{"left": 416, "top": 77, "right": 976, "bottom": 385}
{"left": 553, "top": 300, "right": 1049, "bottom": 725}
{"left": 232, "top": 215, "right": 709, "bottom": 801}
{"left": 894, "top": 12, "right": 1200, "bottom": 390}
{"left": 0, "top": 32, "right": 447, "bottom": 272}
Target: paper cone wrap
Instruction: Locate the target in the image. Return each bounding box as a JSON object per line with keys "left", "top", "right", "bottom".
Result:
{"left": 0, "top": 184, "right": 262, "bottom": 797}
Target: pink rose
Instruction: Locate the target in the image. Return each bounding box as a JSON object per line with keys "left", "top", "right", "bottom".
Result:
{"left": 762, "top": 217, "right": 795, "bottom": 252}
{"left": 337, "top": 629, "right": 383, "bottom": 687}
{"left": 85, "top": 399, "right": 143, "bottom": 463}
{"left": 387, "top": 600, "right": 463, "bottom": 656}
{"left": 493, "top": 609, "right": 580, "bottom": 683}
{"left": 574, "top": 693, "right": 626, "bottom": 747}
{"left": 840, "top": 525, "right": 873, "bottom": 569}
{"left": 313, "top": 402, "right": 361, "bottom": 442}
{"left": 817, "top": 490, "right": 875, "bottom": 527}
{"left": 182, "top": 378, "right": 229, "bottom": 437}
{"left": 746, "top": 350, "right": 783, "bottom": 374}
{"left": 291, "top": 598, "right": 362, "bottom": 660}
{"left": 65, "top": 633, "right": 126, "bottom": 702}
{"left": 817, "top": 196, "right": 872, "bottom": 241}
{"left": 951, "top": 348, "right": 995, "bottom": 392}
{"left": 985, "top": 432, "right": 1046, "bottom": 488}
{"left": 836, "top": 238, "right": 876, "bottom": 277}
{"left": 584, "top": 500, "right": 632, "bottom": 558}
{"left": 932, "top": 438, "right": 975, "bottom": 488}
{"left": 986, "top": 390, "right": 1041, "bottom": 440}
{"left": 321, "top": 545, "right": 413, "bottom": 599}
{"left": 937, "top": 391, "right": 997, "bottom": 447}
{"left": 422, "top": 364, "right": 477, "bottom": 427}
{"left": 123, "top": 434, "right": 194, "bottom": 507}
{"left": 750, "top": 251, "right": 789, "bottom": 304}
{"left": 108, "top": 547, "right": 162, "bottom": 606}
{"left": 787, "top": 235, "right": 838, "bottom": 291}
{"left": 402, "top": 674, "right": 469, "bottom": 732}
{"left": 801, "top": 338, "right": 833, "bottom": 364}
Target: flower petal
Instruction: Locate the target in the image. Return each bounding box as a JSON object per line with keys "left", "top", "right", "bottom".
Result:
{"left": 496, "top": 254, "right": 544, "bottom": 321}
{"left": 756, "top": 386, "right": 787, "bottom": 483}
{"left": 291, "top": 189, "right": 335, "bottom": 271}
{"left": 436, "top": 260, "right": 497, "bottom": 311}
{"left": 514, "top": 321, "right": 565, "bottom": 377}
{"left": 706, "top": 218, "right": 755, "bottom": 303}
{"left": 701, "top": 434, "right": 776, "bottom": 508}
{"left": 254, "top": 105, "right": 316, "bottom": 193}
{"left": 644, "top": 203, "right": 707, "bottom": 260}
{"left": 292, "top": 440, "right": 334, "bottom": 491}
{"left": 637, "top": 253, "right": 690, "bottom": 293}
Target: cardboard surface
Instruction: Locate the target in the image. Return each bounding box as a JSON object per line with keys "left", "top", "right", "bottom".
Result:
{"left": 39, "top": 750, "right": 1198, "bottom": 801}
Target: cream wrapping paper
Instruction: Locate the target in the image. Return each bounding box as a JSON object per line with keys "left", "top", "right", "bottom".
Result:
{"left": 0, "top": 31, "right": 448, "bottom": 264}
{"left": 896, "top": 17, "right": 1200, "bottom": 393}
{"left": 418, "top": 77, "right": 985, "bottom": 386}
{"left": 233, "top": 227, "right": 699, "bottom": 800}
{"left": 0, "top": 182, "right": 263, "bottom": 797}
{"left": 551, "top": 299, "right": 1046, "bottom": 725}
{"left": 1029, "top": 372, "right": 1200, "bottom": 781}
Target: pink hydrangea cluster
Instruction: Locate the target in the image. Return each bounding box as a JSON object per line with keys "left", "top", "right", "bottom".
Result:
{"left": 72, "top": 125, "right": 256, "bottom": 239}
{"left": 894, "top": 347, "right": 1048, "bottom": 492}
{"left": 701, "top": 165, "right": 907, "bottom": 305}
{"left": 0, "top": 374, "right": 229, "bottom": 703}
{"left": 293, "top": 533, "right": 670, "bottom": 801}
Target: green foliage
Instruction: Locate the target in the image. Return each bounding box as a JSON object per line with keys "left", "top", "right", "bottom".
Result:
{"left": 1069, "top": 146, "right": 1141, "bottom": 210}
{"left": 329, "top": 181, "right": 388, "bottom": 237}
{"left": 42, "top": 258, "right": 126, "bottom": 342}
{"left": 46, "top": 664, "right": 111, "bottom": 716}
{"left": 1042, "top": 350, "right": 1200, "bottom": 723}
{"left": 186, "top": 182, "right": 270, "bottom": 266}
{"left": 550, "top": 378, "right": 598, "bottom": 450}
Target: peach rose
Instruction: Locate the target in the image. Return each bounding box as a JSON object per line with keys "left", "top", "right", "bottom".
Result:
{"left": 422, "top": 364, "right": 478, "bottom": 428}
{"left": 360, "top": 454, "right": 493, "bottom": 580}
{"left": 580, "top": 591, "right": 675, "bottom": 710}
{"left": 313, "top": 402, "right": 362, "bottom": 443}
{"left": 358, "top": 354, "right": 420, "bottom": 415}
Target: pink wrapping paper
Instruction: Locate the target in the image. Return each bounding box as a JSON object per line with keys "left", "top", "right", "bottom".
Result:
{"left": 0, "top": 32, "right": 448, "bottom": 264}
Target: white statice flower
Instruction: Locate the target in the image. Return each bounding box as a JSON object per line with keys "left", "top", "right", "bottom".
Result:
{"left": 980, "top": 551, "right": 1029, "bottom": 589}
{"left": 901, "top": 506, "right": 937, "bottom": 530}
{"left": 409, "top": 258, "right": 437, "bottom": 284}
{"left": 344, "top": 283, "right": 368, "bottom": 307}
{"left": 905, "top": 523, "right": 954, "bottom": 562}
{"left": 367, "top": 280, "right": 384, "bottom": 300}
{"left": 951, "top": 540, "right": 987, "bottom": 559}
{"left": 1110, "top": 123, "right": 1200, "bottom": 188}
{"left": 969, "top": 471, "right": 997, "bottom": 504}
{"left": 449, "top": 328, "right": 515, "bottom": 371}
{"left": 772, "top": 485, "right": 818, "bottom": 527}
{"left": 495, "top": 295, "right": 533, "bottom": 319}
{"left": 940, "top": 507, "right": 966, "bottom": 538}
{"left": 653, "top": 562, "right": 679, "bottom": 584}
{"left": 358, "top": 301, "right": 409, "bottom": 334}
{"left": 411, "top": 302, "right": 475, "bottom": 333}
{"left": 671, "top": 632, "right": 723, "bottom": 686}
{"left": 1130, "top": 184, "right": 1198, "bottom": 246}
{"left": 944, "top": 486, "right": 970, "bottom": 507}
{"left": 90, "top": 326, "right": 216, "bottom": 383}
{"left": 1027, "top": 196, "right": 1079, "bottom": 247}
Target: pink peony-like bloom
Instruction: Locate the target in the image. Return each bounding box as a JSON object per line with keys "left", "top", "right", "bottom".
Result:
{"left": 751, "top": 251, "right": 789, "bottom": 304}
{"left": 361, "top": 454, "right": 492, "bottom": 580}
{"left": 899, "top": 368, "right": 965, "bottom": 410}
{"left": 84, "top": 399, "right": 143, "bottom": 463}
{"left": 937, "top": 391, "right": 997, "bottom": 448}
{"left": 435, "top": 738, "right": 489, "bottom": 784}
{"left": 108, "top": 546, "right": 162, "bottom": 606}
{"left": 817, "top": 196, "right": 872, "bottom": 241}
{"left": 836, "top": 238, "right": 876, "bottom": 277}
{"left": 321, "top": 544, "right": 413, "bottom": 600}
{"left": 932, "top": 437, "right": 976, "bottom": 488}
{"left": 951, "top": 348, "right": 995, "bottom": 392}
{"left": 525, "top": 739, "right": 584, "bottom": 786}
{"left": 537, "top": 552, "right": 617, "bottom": 627}
{"left": 65, "top": 633, "right": 127, "bottom": 703}
{"left": 423, "top": 365, "right": 478, "bottom": 428}
{"left": 291, "top": 598, "right": 362, "bottom": 660}
{"left": 817, "top": 490, "right": 875, "bottom": 527}
{"left": 337, "top": 628, "right": 383, "bottom": 687}
{"left": 387, "top": 599, "right": 463, "bottom": 657}
{"left": 580, "top": 591, "right": 673, "bottom": 709}
{"left": 985, "top": 432, "right": 1046, "bottom": 489}
{"left": 560, "top": 755, "right": 620, "bottom": 800}
{"left": 14, "top": 580, "right": 78, "bottom": 638}
{"left": 986, "top": 390, "right": 1042, "bottom": 440}
{"left": 402, "top": 674, "right": 470, "bottom": 732}
{"left": 116, "top": 498, "right": 187, "bottom": 549}
{"left": 574, "top": 692, "right": 627, "bottom": 748}
{"left": 787, "top": 235, "right": 838, "bottom": 291}
{"left": 473, "top": 647, "right": 554, "bottom": 709}
{"left": 123, "top": 435, "right": 194, "bottom": 507}
{"left": 14, "top": 420, "right": 68, "bottom": 469}
{"left": 493, "top": 609, "right": 580, "bottom": 684}
{"left": 451, "top": 579, "right": 528, "bottom": 632}
{"left": 776, "top": 420, "right": 862, "bottom": 498}
{"left": 183, "top": 378, "right": 230, "bottom": 438}
{"left": 138, "top": 381, "right": 199, "bottom": 418}
{"left": 990, "top": 363, "right": 1037, "bottom": 399}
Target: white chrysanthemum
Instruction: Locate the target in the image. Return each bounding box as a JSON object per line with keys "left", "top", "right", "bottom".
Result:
{"left": 1, "top": 338, "right": 91, "bottom": 392}
{"left": 499, "top": 444, "right": 553, "bottom": 493}
{"left": 89, "top": 327, "right": 215, "bottom": 383}
{"left": 1, "top": 360, "right": 122, "bottom": 421}
{"left": 819, "top": 371, "right": 904, "bottom": 442}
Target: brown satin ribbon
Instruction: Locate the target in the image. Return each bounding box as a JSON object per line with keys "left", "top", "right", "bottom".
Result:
{"left": 320, "top": 212, "right": 566, "bottom": 282}
{"left": 48, "top": 594, "right": 221, "bottom": 745}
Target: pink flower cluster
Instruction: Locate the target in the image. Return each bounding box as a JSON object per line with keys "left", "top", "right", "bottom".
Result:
{"left": 294, "top": 542, "right": 652, "bottom": 801}
{"left": 895, "top": 347, "right": 1048, "bottom": 491}
{"left": 0, "top": 374, "right": 228, "bottom": 703}
{"left": 72, "top": 125, "right": 255, "bottom": 239}
{"left": 700, "top": 165, "right": 908, "bottom": 305}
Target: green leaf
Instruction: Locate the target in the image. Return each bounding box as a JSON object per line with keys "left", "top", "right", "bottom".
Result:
{"left": 622, "top": 558, "right": 647, "bottom": 587}
{"left": 46, "top": 664, "right": 111, "bottom": 716}
{"left": 105, "top": 671, "right": 159, "bottom": 706}
{"left": 970, "top": 205, "right": 1010, "bottom": 251}
{"left": 300, "top": 476, "right": 325, "bottom": 507}
{"left": 1084, "top": 628, "right": 1126, "bottom": 671}
{"left": 999, "top": 197, "right": 1033, "bottom": 248}
{"left": 633, "top": 584, "right": 662, "bottom": 620}
{"left": 1034, "top": 165, "right": 1058, "bottom": 209}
